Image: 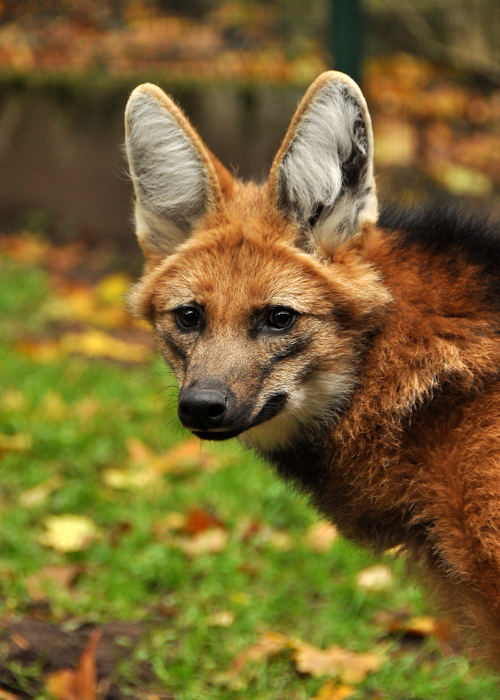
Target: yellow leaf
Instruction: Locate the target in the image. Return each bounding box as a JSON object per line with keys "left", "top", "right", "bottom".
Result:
{"left": 40, "top": 391, "right": 68, "bottom": 420}
{"left": 356, "top": 565, "right": 393, "bottom": 591}
{"left": 38, "top": 515, "right": 100, "bottom": 552}
{"left": 173, "top": 528, "right": 229, "bottom": 557}
{"left": 374, "top": 119, "right": 416, "bottom": 167}
{"left": 95, "top": 272, "right": 131, "bottom": 305}
{"left": 0, "top": 433, "right": 32, "bottom": 452}
{"left": 0, "top": 389, "right": 26, "bottom": 412}
{"left": 310, "top": 681, "right": 356, "bottom": 700}
{"left": 404, "top": 615, "right": 437, "bottom": 637}
{"left": 19, "top": 476, "right": 63, "bottom": 508}
{"left": 306, "top": 521, "right": 338, "bottom": 552}
{"left": 60, "top": 330, "right": 151, "bottom": 363}
{"left": 0, "top": 689, "right": 23, "bottom": 699}
{"left": 207, "top": 610, "right": 235, "bottom": 627}
{"left": 102, "top": 466, "right": 160, "bottom": 490}
{"left": 293, "top": 643, "right": 383, "bottom": 683}
{"left": 432, "top": 162, "right": 493, "bottom": 197}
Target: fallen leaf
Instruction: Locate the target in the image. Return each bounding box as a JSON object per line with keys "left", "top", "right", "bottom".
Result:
{"left": 306, "top": 521, "right": 338, "bottom": 552}
{"left": 0, "top": 689, "right": 22, "bottom": 699}
{"left": 182, "top": 507, "right": 224, "bottom": 535}
{"left": 40, "top": 391, "right": 68, "bottom": 420}
{"left": 95, "top": 272, "right": 131, "bottom": 306}
{"left": 401, "top": 615, "right": 437, "bottom": 637}
{"left": 60, "top": 330, "right": 151, "bottom": 363}
{"left": 207, "top": 610, "right": 235, "bottom": 627}
{"left": 38, "top": 515, "right": 100, "bottom": 552}
{"left": 0, "top": 389, "right": 26, "bottom": 412}
{"left": 102, "top": 466, "right": 158, "bottom": 490}
{"left": 0, "top": 433, "right": 32, "bottom": 452}
{"left": 47, "top": 278, "right": 130, "bottom": 329}
{"left": 226, "top": 631, "right": 384, "bottom": 685}
{"left": 230, "top": 631, "right": 289, "bottom": 675}
{"left": 431, "top": 162, "right": 493, "bottom": 196}
{"left": 374, "top": 118, "right": 417, "bottom": 167}
{"left": 10, "top": 633, "right": 30, "bottom": 650}
{"left": 46, "top": 628, "right": 101, "bottom": 700}
{"left": 294, "top": 643, "right": 383, "bottom": 683}
{"left": 25, "top": 564, "right": 83, "bottom": 600}
{"left": 374, "top": 610, "right": 439, "bottom": 639}
{"left": 19, "top": 476, "right": 63, "bottom": 508}
{"left": 173, "top": 527, "right": 229, "bottom": 557}
{"left": 356, "top": 565, "right": 393, "bottom": 591}
{"left": 310, "top": 681, "right": 356, "bottom": 700}
{"left": 120, "top": 436, "right": 222, "bottom": 482}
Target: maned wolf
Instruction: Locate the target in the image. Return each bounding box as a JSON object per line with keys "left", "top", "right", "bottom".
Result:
{"left": 125, "top": 72, "right": 500, "bottom": 665}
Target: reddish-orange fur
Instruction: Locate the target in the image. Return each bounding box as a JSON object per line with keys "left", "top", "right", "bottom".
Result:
{"left": 125, "top": 73, "right": 500, "bottom": 667}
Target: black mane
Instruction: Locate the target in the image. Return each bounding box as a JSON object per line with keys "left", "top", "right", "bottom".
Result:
{"left": 378, "top": 202, "right": 500, "bottom": 300}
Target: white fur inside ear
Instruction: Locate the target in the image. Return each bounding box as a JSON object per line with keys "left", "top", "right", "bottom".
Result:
{"left": 126, "top": 89, "right": 209, "bottom": 254}
{"left": 278, "top": 80, "right": 377, "bottom": 254}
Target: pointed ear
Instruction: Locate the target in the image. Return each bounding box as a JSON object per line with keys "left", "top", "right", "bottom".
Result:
{"left": 269, "top": 71, "right": 377, "bottom": 256}
{"left": 125, "top": 83, "right": 230, "bottom": 264}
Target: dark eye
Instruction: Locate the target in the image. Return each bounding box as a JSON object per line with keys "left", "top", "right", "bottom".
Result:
{"left": 175, "top": 306, "right": 202, "bottom": 330}
{"left": 267, "top": 306, "right": 297, "bottom": 331}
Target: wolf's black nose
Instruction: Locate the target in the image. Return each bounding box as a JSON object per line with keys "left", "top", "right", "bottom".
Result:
{"left": 178, "top": 387, "right": 228, "bottom": 429}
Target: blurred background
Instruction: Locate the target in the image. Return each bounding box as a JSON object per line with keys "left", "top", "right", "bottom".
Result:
{"left": 0, "top": 0, "right": 498, "bottom": 250}
{"left": 1, "top": 3, "right": 500, "bottom": 698}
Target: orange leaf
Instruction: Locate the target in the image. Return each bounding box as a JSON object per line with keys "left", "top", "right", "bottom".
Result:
{"left": 25, "top": 564, "right": 83, "bottom": 600}
{"left": 310, "top": 681, "right": 356, "bottom": 700}
{"left": 230, "top": 631, "right": 290, "bottom": 675}
{"left": 46, "top": 628, "right": 101, "bottom": 700}
{"left": 0, "top": 689, "right": 23, "bottom": 699}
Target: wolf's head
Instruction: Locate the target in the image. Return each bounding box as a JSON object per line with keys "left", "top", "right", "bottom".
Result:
{"left": 125, "top": 72, "right": 391, "bottom": 450}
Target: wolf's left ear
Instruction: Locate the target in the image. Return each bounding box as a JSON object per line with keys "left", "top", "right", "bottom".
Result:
{"left": 269, "top": 71, "right": 377, "bottom": 256}
{"left": 125, "top": 83, "right": 230, "bottom": 265}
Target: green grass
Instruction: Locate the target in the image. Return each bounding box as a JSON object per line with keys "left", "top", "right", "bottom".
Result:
{"left": 0, "top": 254, "right": 498, "bottom": 699}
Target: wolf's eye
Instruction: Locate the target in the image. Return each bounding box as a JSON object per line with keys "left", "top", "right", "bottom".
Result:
{"left": 175, "top": 306, "right": 201, "bottom": 330}
{"left": 267, "top": 306, "right": 296, "bottom": 331}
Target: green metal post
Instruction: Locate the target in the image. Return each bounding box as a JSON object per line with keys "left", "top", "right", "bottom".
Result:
{"left": 328, "top": 0, "right": 363, "bottom": 84}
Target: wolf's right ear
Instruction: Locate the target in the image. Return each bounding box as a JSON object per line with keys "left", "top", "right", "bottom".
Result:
{"left": 125, "top": 84, "right": 230, "bottom": 264}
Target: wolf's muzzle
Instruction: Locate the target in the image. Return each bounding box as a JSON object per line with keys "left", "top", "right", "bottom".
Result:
{"left": 178, "top": 380, "right": 288, "bottom": 441}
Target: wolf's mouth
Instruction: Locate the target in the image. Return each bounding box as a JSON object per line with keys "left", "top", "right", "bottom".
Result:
{"left": 191, "top": 393, "right": 288, "bottom": 441}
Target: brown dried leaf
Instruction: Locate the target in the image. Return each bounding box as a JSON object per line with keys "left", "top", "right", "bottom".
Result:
{"left": 25, "top": 564, "right": 83, "bottom": 600}
{"left": 46, "top": 628, "right": 101, "bottom": 700}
